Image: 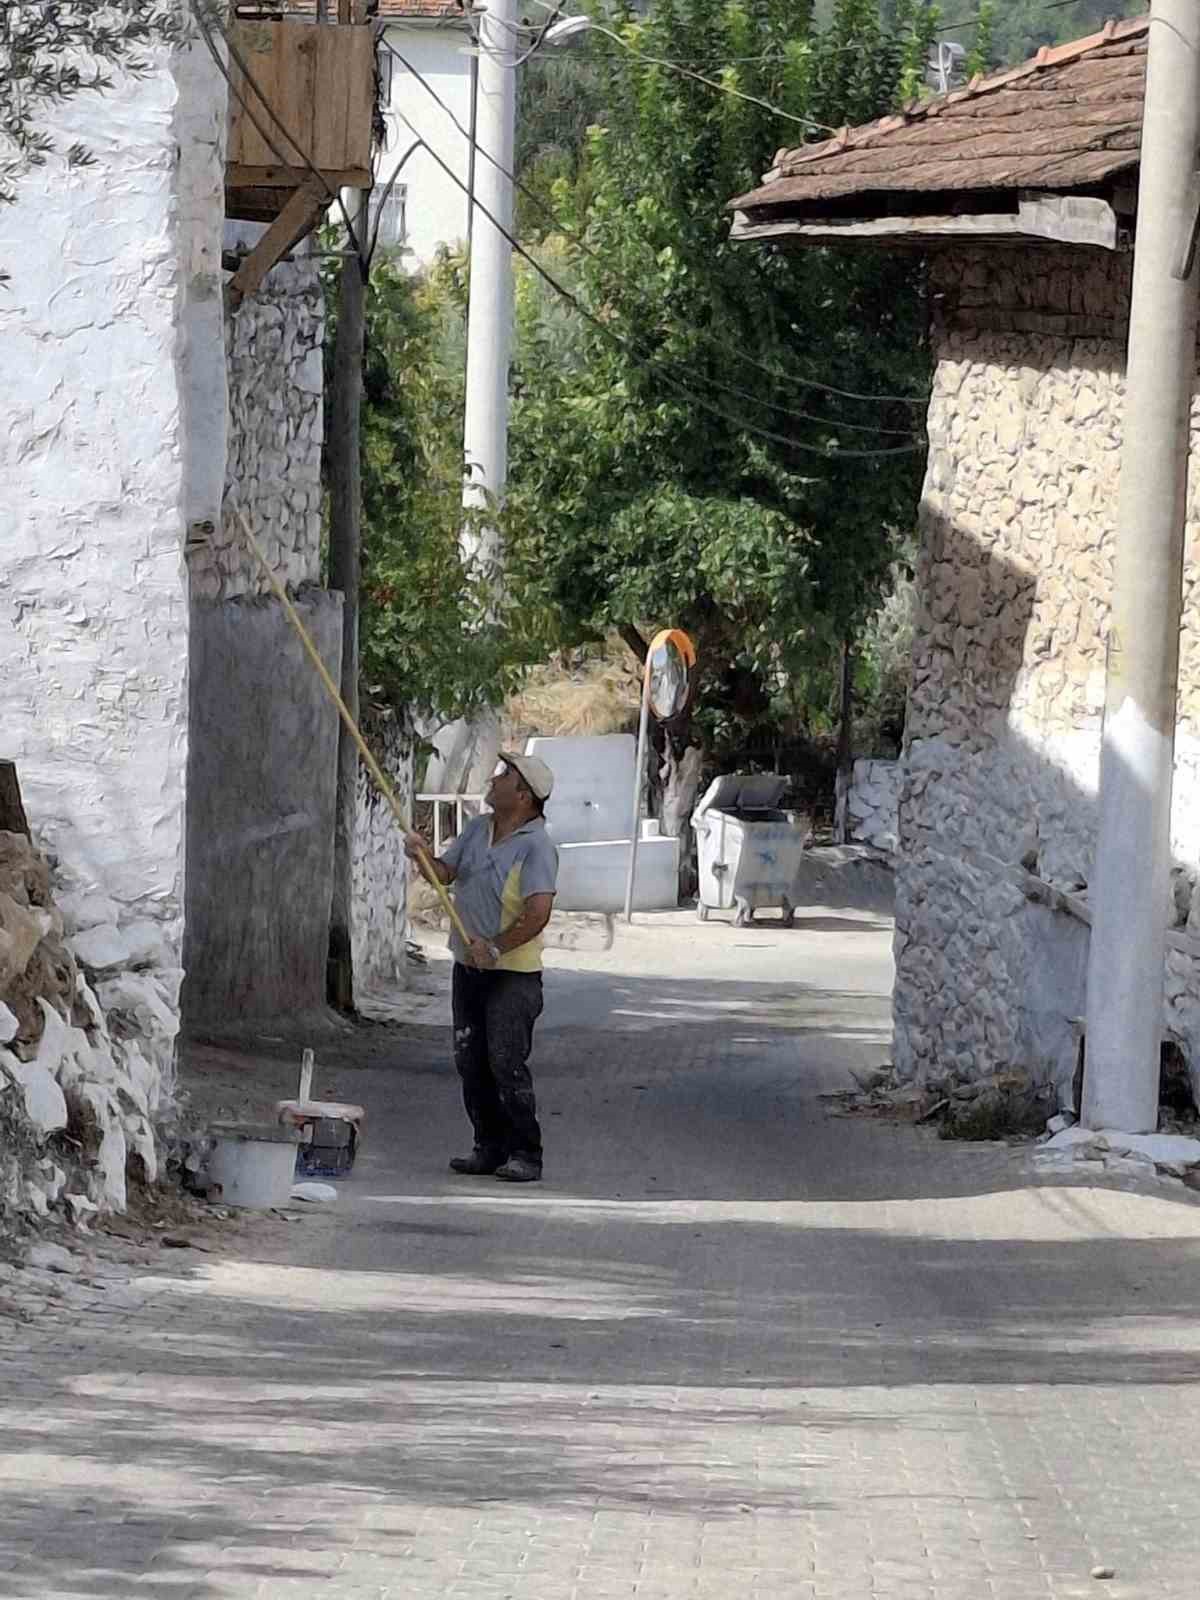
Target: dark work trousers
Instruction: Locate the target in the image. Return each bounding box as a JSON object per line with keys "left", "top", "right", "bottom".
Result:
{"left": 451, "top": 964, "right": 545, "bottom": 1164}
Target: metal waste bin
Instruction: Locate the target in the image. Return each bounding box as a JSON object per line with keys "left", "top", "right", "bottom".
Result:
{"left": 691, "top": 774, "right": 808, "bottom": 926}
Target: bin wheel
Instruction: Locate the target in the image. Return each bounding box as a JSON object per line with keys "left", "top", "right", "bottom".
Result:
{"left": 780, "top": 896, "right": 795, "bottom": 929}
{"left": 698, "top": 904, "right": 710, "bottom": 922}
{"left": 734, "top": 903, "right": 752, "bottom": 928}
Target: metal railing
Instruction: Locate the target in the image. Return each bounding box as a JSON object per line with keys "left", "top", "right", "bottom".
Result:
{"left": 415, "top": 793, "right": 486, "bottom": 855}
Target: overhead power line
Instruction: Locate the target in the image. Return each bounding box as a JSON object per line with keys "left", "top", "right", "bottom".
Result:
{"left": 934, "top": 0, "right": 1111, "bottom": 32}
{"left": 382, "top": 38, "right": 929, "bottom": 415}
{"left": 198, "top": 0, "right": 925, "bottom": 449}
{"left": 387, "top": 98, "right": 926, "bottom": 461}
{"left": 491, "top": 0, "right": 839, "bottom": 133}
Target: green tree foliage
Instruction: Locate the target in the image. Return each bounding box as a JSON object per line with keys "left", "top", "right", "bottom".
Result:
{"left": 322, "top": 251, "right": 536, "bottom": 721}
{"left": 515, "top": 52, "right": 606, "bottom": 238}
{"left": 501, "top": 0, "right": 936, "bottom": 757}
{"left": 0, "top": 0, "right": 183, "bottom": 209}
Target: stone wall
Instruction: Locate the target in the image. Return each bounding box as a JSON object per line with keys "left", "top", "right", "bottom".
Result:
{"left": 188, "top": 240, "right": 325, "bottom": 601}
{"left": 846, "top": 759, "right": 902, "bottom": 854}
{"left": 0, "top": 46, "right": 226, "bottom": 1216}
{"left": 183, "top": 233, "right": 335, "bottom": 1025}
{"left": 894, "top": 243, "right": 1200, "bottom": 1108}
{"left": 351, "top": 709, "right": 414, "bottom": 991}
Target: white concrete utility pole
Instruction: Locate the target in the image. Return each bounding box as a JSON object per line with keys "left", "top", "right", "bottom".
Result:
{"left": 1083, "top": 0, "right": 1200, "bottom": 1131}
{"left": 446, "top": 10, "right": 583, "bottom": 797}
{"left": 459, "top": 9, "right": 586, "bottom": 568}
{"left": 460, "top": 0, "right": 519, "bottom": 570}
{"left": 448, "top": 0, "right": 520, "bottom": 798}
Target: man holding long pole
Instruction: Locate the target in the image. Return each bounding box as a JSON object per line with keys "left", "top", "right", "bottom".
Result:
{"left": 405, "top": 753, "right": 558, "bottom": 1183}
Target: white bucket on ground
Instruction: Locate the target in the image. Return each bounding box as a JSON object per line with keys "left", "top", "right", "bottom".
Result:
{"left": 208, "top": 1122, "right": 299, "bottom": 1209}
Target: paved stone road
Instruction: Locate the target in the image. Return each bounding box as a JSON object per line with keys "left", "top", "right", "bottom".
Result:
{"left": 6, "top": 907, "right": 1200, "bottom": 1599}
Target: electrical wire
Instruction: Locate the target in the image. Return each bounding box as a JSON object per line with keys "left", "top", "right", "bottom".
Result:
{"left": 387, "top": 99, "right": 925, "bottom": 459}
{"left": 512, "top": 0, "right": 568, "bottom": 68}
{"left": 933, "top": 0, "right": 1117, "bottom": 34}
{"left": 493, "top": 15, "right": 784, "bottom": 62}
{"left": 382, "top": 37, "right": 929, "bottom": 415}
{"left": 367, "top": 137, "right": 421, "bottom": 261}
{"left": 468, "top": 1, "right": 565, "bottom": 66}
{"left": 484, "top": 0, "right": 839, "bottom": 133}
{"left": 191, "top": 0, "right": 369, "bottom": 268}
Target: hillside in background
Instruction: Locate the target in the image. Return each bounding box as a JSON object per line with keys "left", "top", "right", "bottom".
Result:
{"left": 818, "top": 1, "right": 1147, "bottom": 69}
{"left": 972, "top": 0, "right": 1147, "bottom": 65}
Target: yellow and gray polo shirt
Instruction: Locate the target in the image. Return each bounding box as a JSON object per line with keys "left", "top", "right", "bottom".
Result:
{"left": 441, "top": 816, "right": 559, "bottom": 973}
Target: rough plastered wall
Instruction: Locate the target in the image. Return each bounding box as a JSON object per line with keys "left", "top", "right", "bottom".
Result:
{"left": 894, "top": 243, "right": 1200, "bottom": 1107}
{"left": 182, "top": 591, "right": 343, "bottom": 1022}
{"left": 0, "top": 43, "right": 226, "bottom": 1215}
{"left": 351, "top": 708, "right": 414, "bottom": 991}
{"left": 182, "top": 233, "right": 342, "bottom": 1022}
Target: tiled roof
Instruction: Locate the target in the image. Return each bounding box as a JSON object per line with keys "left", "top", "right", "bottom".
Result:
{"left": 731, "top": 16, "right": 1147, "bottom": 221}
{"left": 377, "top": 0, "right": 472, "bottom": 18}
{"left": 272, "top": 0, "right": 473, "bottom": 21}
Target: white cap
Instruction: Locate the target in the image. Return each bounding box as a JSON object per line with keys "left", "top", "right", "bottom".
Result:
{"left": 499, "top": 751, "right": 555, "bottom": 801}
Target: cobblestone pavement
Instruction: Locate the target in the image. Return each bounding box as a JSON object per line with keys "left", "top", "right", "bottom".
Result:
{"left": 6, "top": 908, "right": 1200, "bottom": 1599}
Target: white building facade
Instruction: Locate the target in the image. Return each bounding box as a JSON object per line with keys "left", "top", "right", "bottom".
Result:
{"left": 376, "top": 0, "right": 476, "bottom": 266}
{"left": 0, "top": 15, "right": 387, "bottom": 1218}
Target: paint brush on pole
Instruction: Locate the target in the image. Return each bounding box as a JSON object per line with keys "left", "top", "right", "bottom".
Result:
{"left": 230, "top": 507, "right": 474, "bottom": 950}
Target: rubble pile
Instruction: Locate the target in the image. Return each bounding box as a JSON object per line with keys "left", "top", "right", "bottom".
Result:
{"left": 0, "top": 830, "right": 178, "bottom": 1224}
{"left": 838, "top": 1060, "right": 1053, "bottom": 1139}
{"left": 836, "top": 1059, "right": 1200, "bottom": 1186}
{"left": 1033, "top": 1120, "right": 1200, "bottom": 1184}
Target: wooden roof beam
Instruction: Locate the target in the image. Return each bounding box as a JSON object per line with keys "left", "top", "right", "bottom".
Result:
{"left": 227, "top": 177, "right": 329, "bottom": 309}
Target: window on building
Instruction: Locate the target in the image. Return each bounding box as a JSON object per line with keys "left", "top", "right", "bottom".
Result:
{"left": 378, "top": 48, "right": 395, "bottom": 112}
{"left": 372, "top": 182, "right": 408, "bottom": 251}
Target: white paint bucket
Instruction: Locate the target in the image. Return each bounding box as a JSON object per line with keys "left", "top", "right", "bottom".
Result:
{"left": 208, "top": 1122, "right": 299, "bottom": 1209}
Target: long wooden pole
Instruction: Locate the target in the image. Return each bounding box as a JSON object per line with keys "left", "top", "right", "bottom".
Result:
{"left": 233, "top": 508, "right": 474, "bottom": 949}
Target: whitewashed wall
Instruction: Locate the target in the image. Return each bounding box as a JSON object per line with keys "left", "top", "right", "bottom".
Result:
{"left": 380, "top": 22, "right": 473, "bottom": 268}
{"left": 0, "top": 43, "right": 227, "bottom": 1213}
{"left": 894, "top": 244, "right": 1200, "bottom": 1110}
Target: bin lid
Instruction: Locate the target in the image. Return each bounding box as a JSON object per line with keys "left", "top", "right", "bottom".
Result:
{"left": 696, "top": 773, "right": 789, "bottom": 815}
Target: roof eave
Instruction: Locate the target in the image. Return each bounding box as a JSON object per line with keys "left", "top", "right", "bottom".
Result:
{"left": 731, "top": 191, "right": 1129, "bottom": 253}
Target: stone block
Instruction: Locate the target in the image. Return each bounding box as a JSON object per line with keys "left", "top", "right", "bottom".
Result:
{"left": 68, "top": 923, "right": 133, "bottom": 974}
{"left": 0, "top": 892, "right": 46, "bottom": 985}
{"left": 56, "top": 890, "right": 122, "bottom": 935}
{"left": 11, "top": 1060, "right": 69, "bottom": 1138}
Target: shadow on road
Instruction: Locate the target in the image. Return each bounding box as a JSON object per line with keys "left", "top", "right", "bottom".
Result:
{"left": 23, "top": 953, "right": 1195, "bottom": 1598}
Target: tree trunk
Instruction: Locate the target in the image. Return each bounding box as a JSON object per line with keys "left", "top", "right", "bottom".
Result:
{"left": 327, "top": 207, "right": 367, "bottom": 1013}
{"left": 833, "top": 634, "right": 854, "bottom": 844}
{"left": 660, "top": 740, "right": 703, "bottom": 842}
{"left": 618, "top": 622, "right": 648, "bottom": 664}
{"left": 618, "top": 624, "right": 702, "bottom": 898}
{"left": 660, "top": 739, "right": 703, "bottom": 900}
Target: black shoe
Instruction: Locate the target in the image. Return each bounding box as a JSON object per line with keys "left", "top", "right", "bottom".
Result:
{"left": 495, "top": 1155, "right": 542, "bottom": 1183}
{"left": 449, "top": 1149, "right": 505, "bottom": 1175}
